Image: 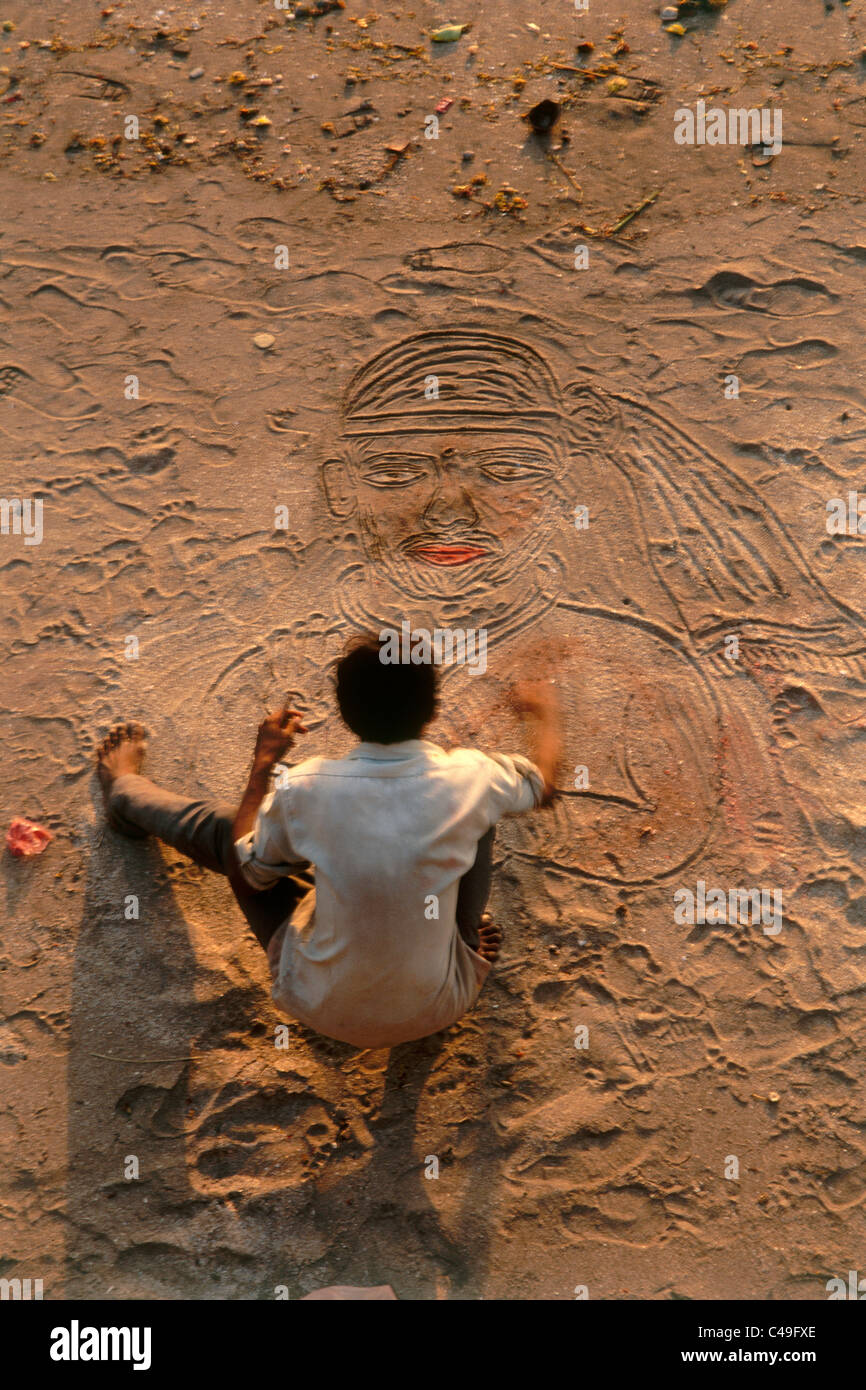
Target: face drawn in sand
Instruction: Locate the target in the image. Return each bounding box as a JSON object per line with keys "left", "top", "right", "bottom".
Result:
{"left": 322, "top": 329, "right": 571, "bottom": 636}
{"left": 321, "top": 326, "right": 866, "bottom": 885}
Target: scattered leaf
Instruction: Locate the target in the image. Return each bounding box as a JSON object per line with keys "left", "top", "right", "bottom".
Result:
{"left": 431, "top": 23, "right": 470, "bottom": 43}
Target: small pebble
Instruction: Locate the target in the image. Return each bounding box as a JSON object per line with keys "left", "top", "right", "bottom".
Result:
{"left": 253, "top": 332, "right": 275, "bottom": 349}
{"left": 188, "top": 66, "right": 204, "bottom": 79}
{"left": 768, "top": 1091, "right": 780, "bottom": 1104}
{"left": 661, "top": 5, "right": 679, "bottom": 19}
{"left": 462, "top": 149, "right": 474, "bottom": 162}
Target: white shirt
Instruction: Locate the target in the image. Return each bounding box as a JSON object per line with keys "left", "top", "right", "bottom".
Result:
{"left": 234, "top": 740, "right": 544, "bottom": 1047}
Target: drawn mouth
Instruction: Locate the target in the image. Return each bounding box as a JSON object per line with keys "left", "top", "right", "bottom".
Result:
{"left": 407, "top": 543, "right": 488, "bottom": 567}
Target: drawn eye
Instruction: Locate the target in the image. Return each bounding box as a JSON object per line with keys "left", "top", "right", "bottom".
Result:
{"left": 362, "top": 463, "right": 427, "bottom": 487}
{"left": 480, "top": 460, "right": 551, "bottom": 483}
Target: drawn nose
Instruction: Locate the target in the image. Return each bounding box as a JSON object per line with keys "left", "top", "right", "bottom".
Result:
{"left": 422, "top": 475, "right": 479, "bottom": 529}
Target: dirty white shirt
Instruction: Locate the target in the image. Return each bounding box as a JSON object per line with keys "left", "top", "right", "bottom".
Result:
{"left": 233, "top": 739, "right": 544, "bottom": 1048}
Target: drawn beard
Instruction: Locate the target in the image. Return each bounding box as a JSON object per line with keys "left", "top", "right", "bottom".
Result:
{"left": 334, "top": 547, "right": 566, "bottom": 666}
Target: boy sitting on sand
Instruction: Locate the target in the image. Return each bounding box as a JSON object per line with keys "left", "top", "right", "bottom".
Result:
{"left": 96, "top": 633, "right": 561, "bottom": 1048}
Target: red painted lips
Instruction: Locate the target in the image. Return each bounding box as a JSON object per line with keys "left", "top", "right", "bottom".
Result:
{"left": 408, "top": 543, "right": 488, "bottom": 566}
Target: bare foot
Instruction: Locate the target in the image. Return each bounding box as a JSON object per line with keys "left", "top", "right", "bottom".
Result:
{"left": 477, "top": 913, "right": 503, "bottom": 964}
{"left": 96, "top": 721, "right": 148, "bottom": 810}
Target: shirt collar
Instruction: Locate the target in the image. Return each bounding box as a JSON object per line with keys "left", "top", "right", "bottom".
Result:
{"left": 346, "top": 739, "right": 430, "bottom": 762}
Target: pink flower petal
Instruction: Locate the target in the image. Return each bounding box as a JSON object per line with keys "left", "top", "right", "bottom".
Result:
{"left": 6, "top": 817, "right": 52, "bottom": 858}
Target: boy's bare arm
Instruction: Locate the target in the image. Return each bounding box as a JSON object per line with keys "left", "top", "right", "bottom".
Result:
{"left": 232, "top": 706, "right": 307, "bottom": 844}
{"left": 510, "top": 681, "right": 563, "bottom": 805}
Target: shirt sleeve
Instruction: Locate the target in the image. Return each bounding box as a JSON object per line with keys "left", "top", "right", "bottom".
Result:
{"left": 484, "top": 751, "right": 546, "bottom": 819}
{"left": 233, "top": 786, "right": 306, "bottom": 890}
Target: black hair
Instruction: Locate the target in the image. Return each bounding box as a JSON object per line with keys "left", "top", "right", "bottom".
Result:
{"left": 335, "top": 632, "right": 438, "bottom": 744}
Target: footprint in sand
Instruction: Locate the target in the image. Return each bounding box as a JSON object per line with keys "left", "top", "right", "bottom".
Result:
{"left": 498, "top": 1091, "right": 658, "bottom": 1197}
{"left": 695, "top": 269, "right": 837, "bottom": 318}
{"left": 0, "top": 360, "right": 98, "bottom": 419}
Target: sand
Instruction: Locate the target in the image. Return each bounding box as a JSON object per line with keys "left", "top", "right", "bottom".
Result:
{"left": 2, "top": 0, "right": 866, "bottom": 1300}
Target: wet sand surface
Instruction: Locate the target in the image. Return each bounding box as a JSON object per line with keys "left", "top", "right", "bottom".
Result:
{"left": 2, "top": 0, "right": 866, "bottom": 1299}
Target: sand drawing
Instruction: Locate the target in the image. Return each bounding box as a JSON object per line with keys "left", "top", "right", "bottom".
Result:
{"left": 317, "top": 324, "right": 866, "bottom": 885}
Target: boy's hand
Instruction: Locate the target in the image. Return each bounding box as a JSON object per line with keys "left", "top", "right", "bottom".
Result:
{"left": 509, "top": 680, "right": 560, "bottom": 719}
{"left": 234, "top": 707, "right": 307, "bottom": 850}
{"left": 253, "top": 706, "right": 307, "bottom": 768}
{"left": 508, "top": 680, "right": 562, "bottom": 806}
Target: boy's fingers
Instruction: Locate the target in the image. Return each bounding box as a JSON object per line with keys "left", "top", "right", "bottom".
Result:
{"left": 279, "top": 709, "right": 307, "bottom": 734}
{"left": 264, "top": 706, "right": 299, "bottom": 724}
